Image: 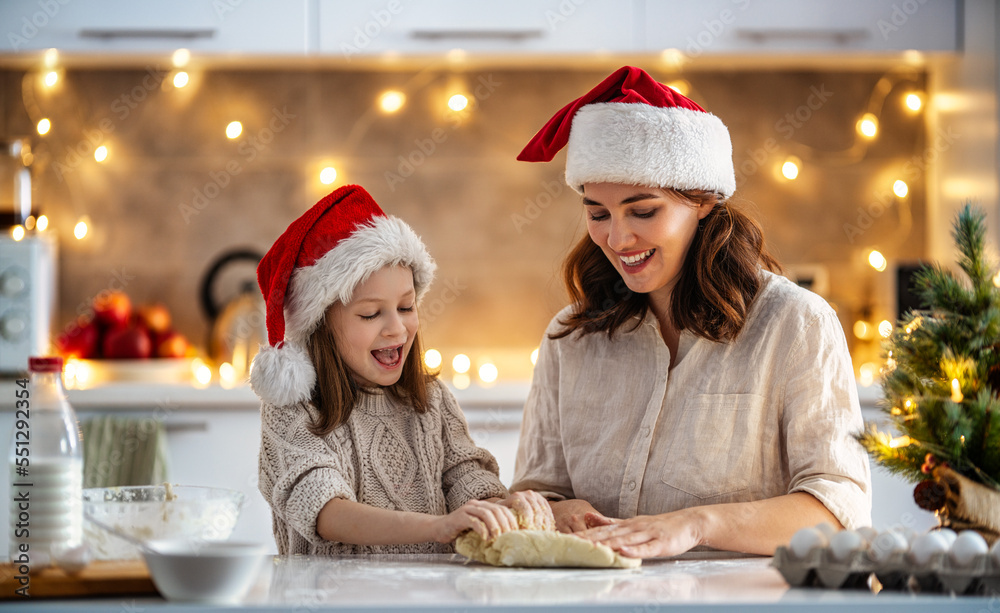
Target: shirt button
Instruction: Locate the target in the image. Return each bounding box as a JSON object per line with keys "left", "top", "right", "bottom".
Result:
{"left": 628, "top": 480, "right": 636, "bottom": 491}
{"left": 642, "top": 426, "right": 651, "bottom": 437}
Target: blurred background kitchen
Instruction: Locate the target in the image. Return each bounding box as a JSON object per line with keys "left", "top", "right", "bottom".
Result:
{"left": 0, "top": 0, "right": 997, "bottom": 553}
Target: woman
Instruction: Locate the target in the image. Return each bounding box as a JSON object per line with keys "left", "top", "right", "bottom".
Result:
{"left": 511, "top": 66, "right": 872, "bottom": 559}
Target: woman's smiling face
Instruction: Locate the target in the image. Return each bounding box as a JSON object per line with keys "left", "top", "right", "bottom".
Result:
{"left": 325, "top": 265, "right": 418, "bottom": 388}
{"left": 582, "top": 183, "right": 715, "bottom": 302}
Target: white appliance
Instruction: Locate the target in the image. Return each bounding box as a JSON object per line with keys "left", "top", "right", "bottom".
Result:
{"left": 0, "top": 138, "right": 56, "bottom": 374}
{"left": 0, "top": 235, "right": 56, "bottom": 373}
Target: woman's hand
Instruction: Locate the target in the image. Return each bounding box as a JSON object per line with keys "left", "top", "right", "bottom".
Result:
{"left": 498, "top": 491, "right": 555, "bottom": 531}
{"left": 549, "top": 499, "right": 606, "bottom": 533}
{"left": 576, "top": 509, "right": 703, "bottom": 559}
{"left": 432, "top": 499, "right": 518, "bottom": 544}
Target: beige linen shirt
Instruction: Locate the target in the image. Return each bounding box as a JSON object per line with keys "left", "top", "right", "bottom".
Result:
{"left": 511, "top": 271, "right": 872, "bottom": 530}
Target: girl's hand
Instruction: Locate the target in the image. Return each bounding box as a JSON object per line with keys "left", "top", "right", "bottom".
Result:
{"left": 499, "top": 491, "right": 555, "bottom": 531}
{"left": 575, "top": 509, "right": 703, "bottom": 559}
{"left": 434, "top": 499, "right": 518, "bottom": 544}
{"left": 549, "top": 499, "right": 604, "bottom": 533}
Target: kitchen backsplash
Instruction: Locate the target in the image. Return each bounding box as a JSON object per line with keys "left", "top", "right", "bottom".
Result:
{"left": 0, "top": 66, "right": 927, "bottom": 380}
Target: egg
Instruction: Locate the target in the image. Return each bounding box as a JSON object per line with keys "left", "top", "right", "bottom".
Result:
{"left": 950, "top": 530, "right": 989, "bottom": 566}
{"left": 909, "top": 531, "right": 950, "bottom": 566}
{"left": 789, "top": 526, "right": 829, "bottom": 559}
{"left": 869, "top": 530, "right": 909, "bottom": 563}
{"left": 856, "top": 526, "right": 879, "bottom": 544}
{"left": 936, "top": 528, "right": 958, "bottom": 547}
{"left": 814, "top": 522, "right": 837, "bottom": 539}
{"left": 829, "top": 530, "right": 866, "bottom": 562}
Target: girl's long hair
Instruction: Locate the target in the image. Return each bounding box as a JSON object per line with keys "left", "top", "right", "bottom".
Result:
{"left": 306, "top": 318, "right": 432, "bottom": 437}
{"left": 552, "top": 189, "right": 781, "bottom": 342}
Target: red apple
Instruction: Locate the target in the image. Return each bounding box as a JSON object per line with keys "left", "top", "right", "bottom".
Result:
{"left": 137, "top": 303, "right": 172, "bottom": 335}
{"left": 154, "top": 330, "right": 189, "bottom": 359}
{"left": 55, "top": 317, "right": 100, "bottom": 359}
{"left": 102, "top": 324, "right": 152, "bottom": 360}
{"left": 92, "top": 290, "right": 132, "bottom": 329}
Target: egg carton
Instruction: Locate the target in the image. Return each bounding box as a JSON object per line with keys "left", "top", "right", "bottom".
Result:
{"left": 772, "top": 546, "right": 1000, "bottom": 595}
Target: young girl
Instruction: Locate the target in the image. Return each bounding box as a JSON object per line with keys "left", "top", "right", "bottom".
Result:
{"left": 251, "top": 185, "right": 552, "bottom": 555}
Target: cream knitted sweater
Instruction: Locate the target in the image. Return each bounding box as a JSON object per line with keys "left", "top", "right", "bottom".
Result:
{"left": 258, "top": 379, "right": 508, "bottom": 555}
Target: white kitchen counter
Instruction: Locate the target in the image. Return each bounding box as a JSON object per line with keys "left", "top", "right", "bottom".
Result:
{"left": 2, "top": 552, "right": 994, "bottom": 611}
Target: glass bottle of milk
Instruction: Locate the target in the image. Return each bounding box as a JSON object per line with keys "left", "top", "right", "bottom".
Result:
{"left": 8, "top": 356, "right": 83, "bottom": 568}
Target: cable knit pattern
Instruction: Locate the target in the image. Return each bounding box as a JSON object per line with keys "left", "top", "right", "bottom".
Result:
{"left": 258, "top": 379, "right": 508, "bottom": 555}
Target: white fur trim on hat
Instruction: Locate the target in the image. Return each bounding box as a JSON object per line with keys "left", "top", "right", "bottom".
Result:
{"left": 283, "top": 214, "right": 436, "bottom": 345}
{"left": 565, "top": 102, "right": 736, "bottom": 198}
{"left": 249, "top": 341, "right": 315, "bottom": 407}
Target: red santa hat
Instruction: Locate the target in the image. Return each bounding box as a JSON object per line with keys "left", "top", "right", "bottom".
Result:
{"left": 249, "top": 184, "right": 435, "bottom": 407}
{"left": 518, "top": 66, "right": 736, "bottom": 198}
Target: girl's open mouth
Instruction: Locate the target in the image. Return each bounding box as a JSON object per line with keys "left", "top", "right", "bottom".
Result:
{"left": 372, "top": 344, "right": 404, "bottom": 369}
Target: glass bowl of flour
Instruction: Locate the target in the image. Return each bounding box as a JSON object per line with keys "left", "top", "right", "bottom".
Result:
{"left": 83, "top": 484, "right": 245, "bottom": 560}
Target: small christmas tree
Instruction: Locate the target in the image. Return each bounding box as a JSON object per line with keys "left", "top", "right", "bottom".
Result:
{"left": 859, "top": 203, "right": 1000, "bottom": 520}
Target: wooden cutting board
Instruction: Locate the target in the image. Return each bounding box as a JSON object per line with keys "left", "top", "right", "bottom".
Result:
{"left": 0, "top": 560, "right": 158, "bottom": 599}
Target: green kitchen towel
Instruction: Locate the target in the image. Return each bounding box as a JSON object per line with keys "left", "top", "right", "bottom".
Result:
{"left": 81, "top": 415, "right": 169, "bottom": 488}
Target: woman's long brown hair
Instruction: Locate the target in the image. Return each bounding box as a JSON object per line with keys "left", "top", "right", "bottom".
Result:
{"left": 306, "top": 319, "right": 432, "bottom": 437}
{"left": 552, "top": 189, "right": 781, "bottom": 342}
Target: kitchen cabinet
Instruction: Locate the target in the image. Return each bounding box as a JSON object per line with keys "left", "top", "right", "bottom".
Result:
{"left": 317, "top": 0, "right": 638, "bottom": 57}
{"left": 1, "top": 0, "right": 959, "bottom": 59}
{"left": 1, "top": 0, "right": 309, "bottom": 55}
{"left": 642, "top": 0, "right": 960, "bottom": 55}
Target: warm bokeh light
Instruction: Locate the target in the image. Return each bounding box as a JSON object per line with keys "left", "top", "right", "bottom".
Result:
{"left": 478, "top": 363, "right": 498, "bottom": 384}
{"left": 665, "top": 80, "right": 690, "bottom": 97}
{"left": 905, "top": 92, "right": 923, "bottom": 112}
{"left": 994, "top": 271, "right": 1000, "bottom": 287}
{"left": 218, "top": 362, "right": 236, "bottom": 388}
{"left": 379, "top": 90, "right": 405, "bottom": 113}
{"left": 11, "top": 225, "right": 25, "bottom": 241}
{"left": 447, "top": 94, "right": 469, "bottom": 112}
{"left": 43, "top": 48, "right": 58, "bottom": 67}
{"left": 94, "top": 145, "right": 108, "bottom": 162}
{"left": 73, "top": 219, "right": 89, "bottom": 240}
{"left": 951, "top": 378, "right": 963, "bottom": 403}
{"left": 452, "top": 373, "right": 471, "bottom": 389}
{"left": 43, "top": 71, "right": 58, "bottom": 87}
{"left": 853, "top": 320, "right": 873, "bottom": 340}
{"left": 452, "top": 353, "right": 471, "bottom": 374}
{"left": 36, "top": 215, "right": 48, "bottom": 231}
{"left": 868, "top": 250, "right": 887, "bottom": 272}
{"left": 530, "top": 348, "right": 539, "bottom": 365}
{"left": 424, "top": 349, "right": 442, "bottom": 369}
{"left": 878, "top": 320, "right": 893, "bottom": 338}
{"left": 24, "top": 216, "right": 35, "bottom": 230}
{"left": 889, "top": 435, "right": 912, "bottom": 449}
{"left": 172, "top": 71, "right": 189, "bottom": 88}
{"left": 660, "top": 48, "right": 685, "bottom": 68}
{"left": 893, "top": 180, "right": 908, "bottom": 198}
{"left": 194, "top": 363, "right": 212, "bottom": 386}
{"left": 37, "top": 118, "right": 51, "bottom": 135}
{"left": 781, "top": 158, "right": 800, "bottom": 180}
{"left": 172, "top": 48, "right": 191, "bottom": 67}
{"left": 226, "top": 121, "right": 243, "bottom": 139}
{"left": 319, "top": 166, "right": 338, "bottom": 185}
{"left": 445, "top": 48, "right": 467, "bottom": 63}
{"left": 857, "top": 113, "right": 878, "bottom": 138}
{"left": 859, "top": 362, "right": 879, "bottom": 386}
